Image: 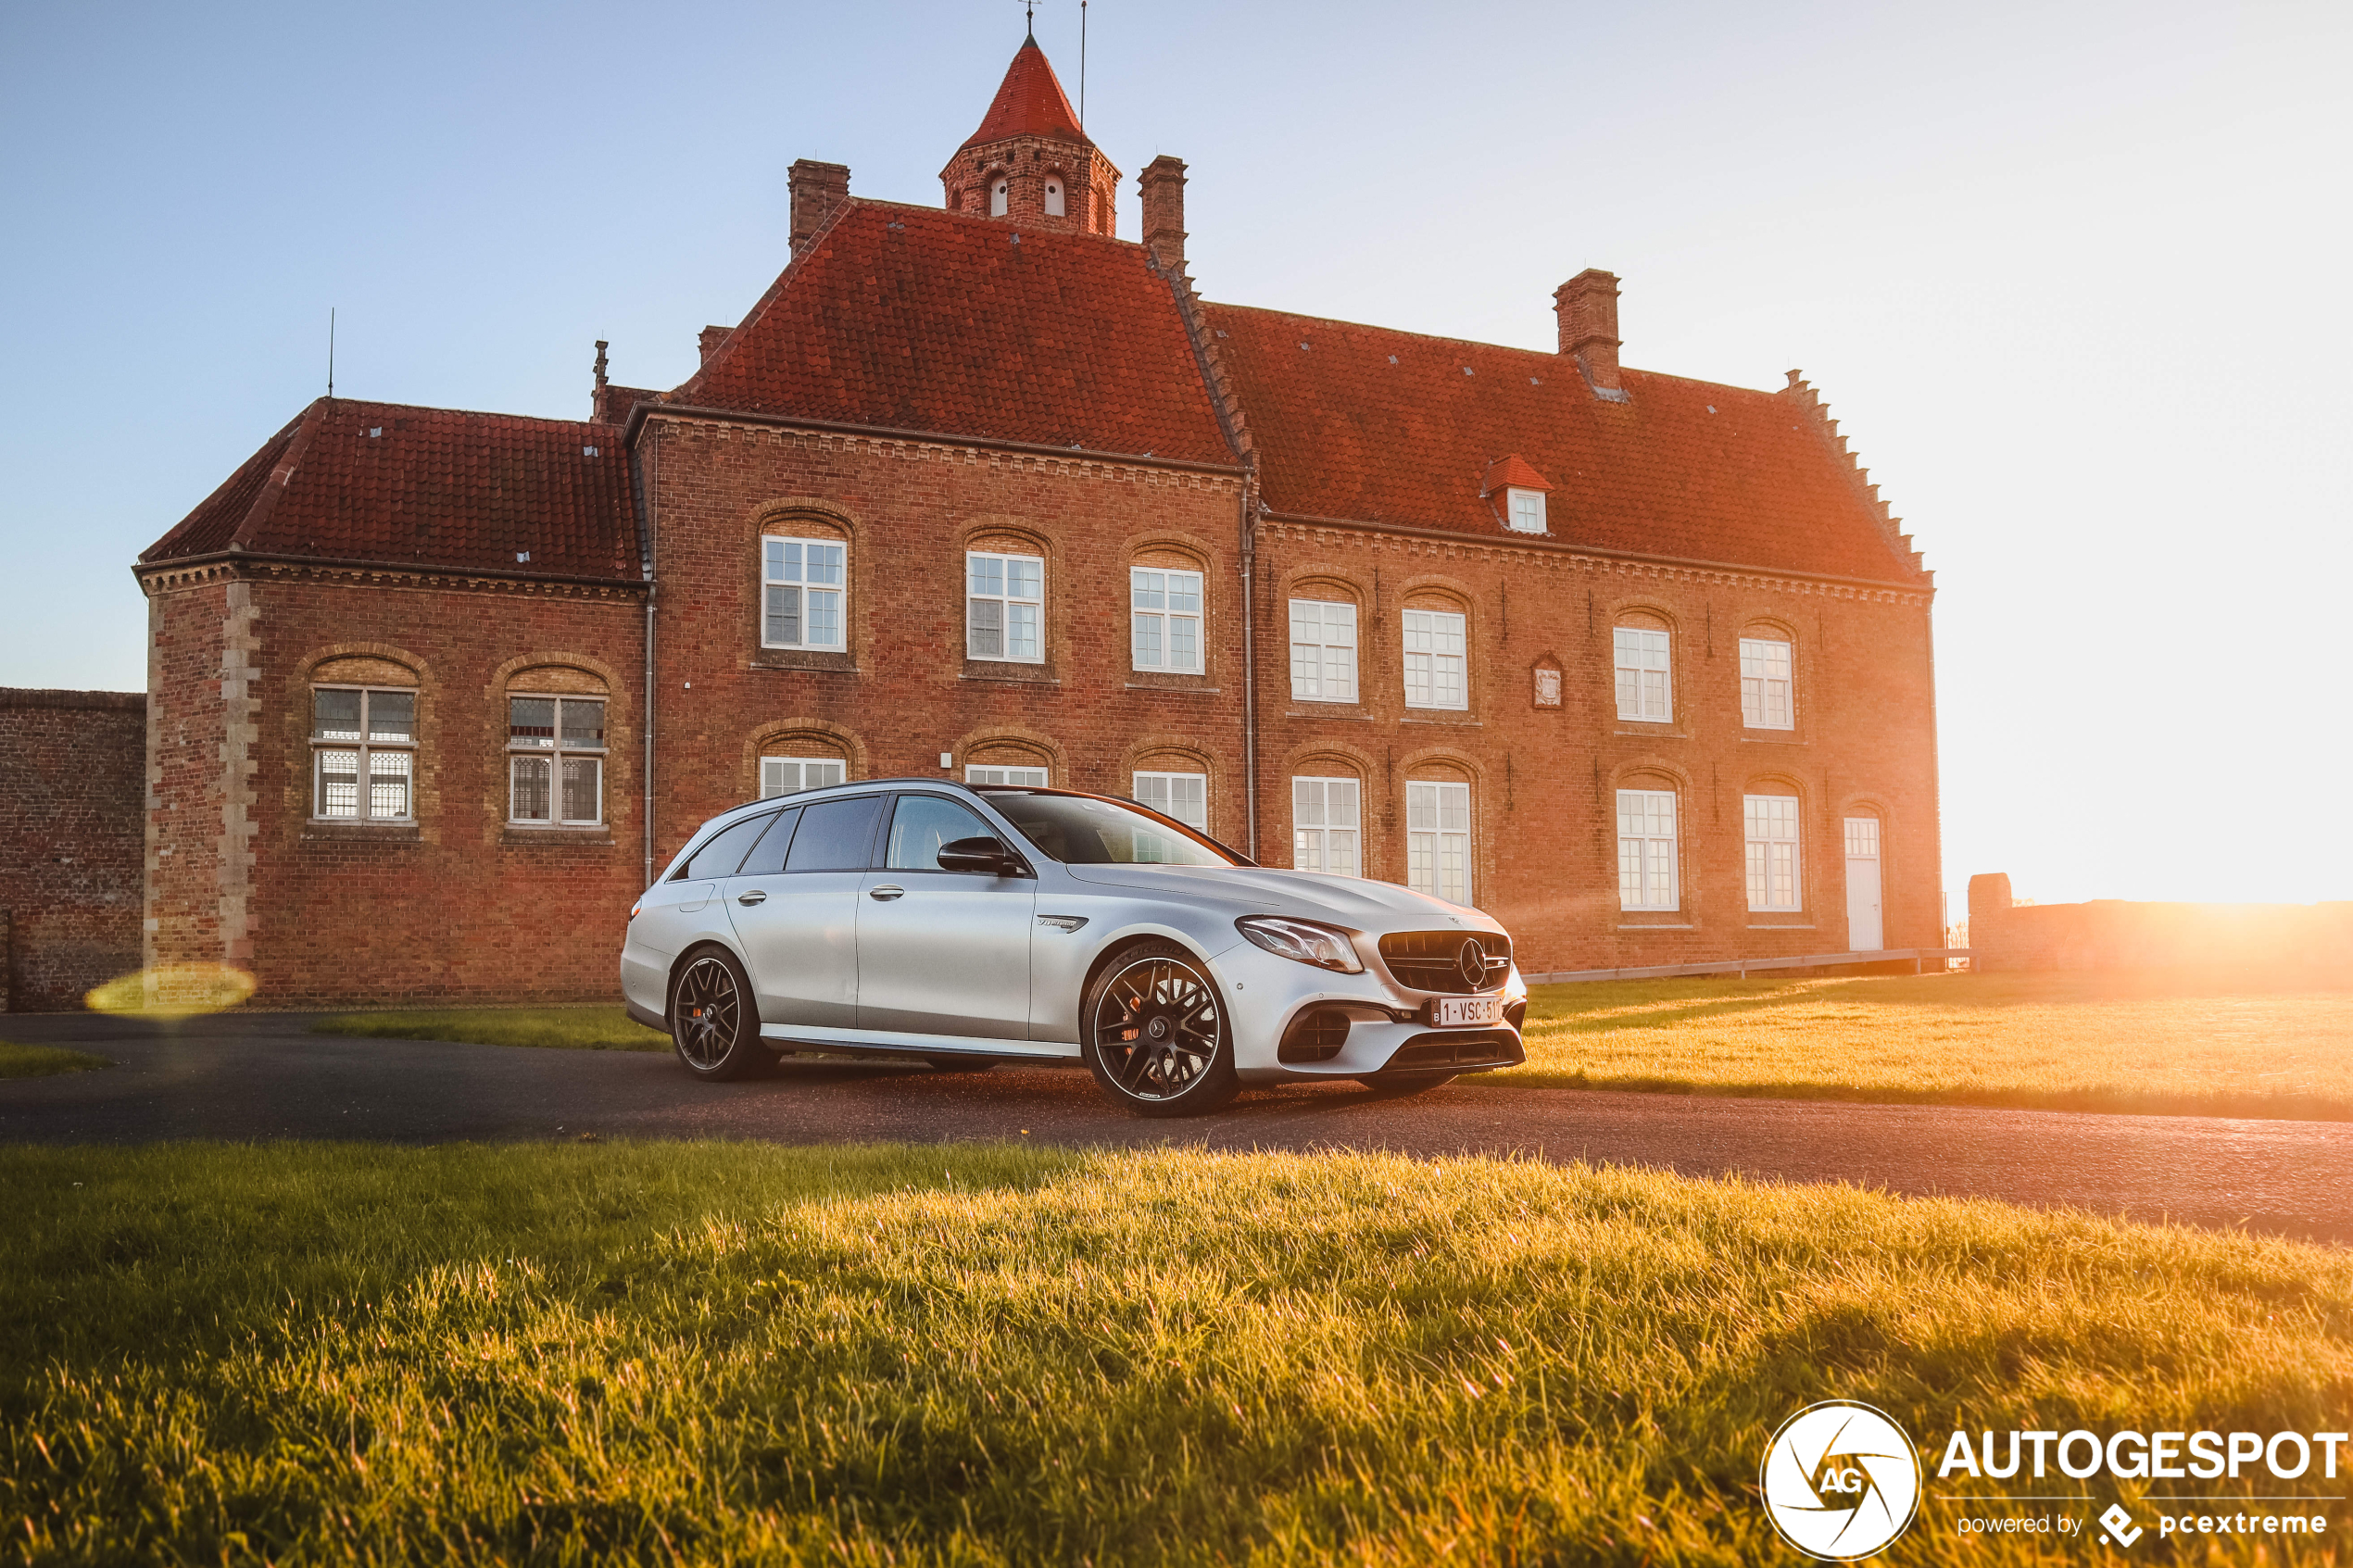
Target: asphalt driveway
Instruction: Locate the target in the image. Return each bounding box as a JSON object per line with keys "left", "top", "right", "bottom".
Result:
{"left": 5, "top": 1010, "right": 2349, "bottom": 1245}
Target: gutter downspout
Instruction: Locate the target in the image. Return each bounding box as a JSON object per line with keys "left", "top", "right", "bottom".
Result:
{"left": 631, "top": 431, "right": 658, "bottom": 889}
{"left": 1239, "top": 469, "right": 1259, "bottom": 863}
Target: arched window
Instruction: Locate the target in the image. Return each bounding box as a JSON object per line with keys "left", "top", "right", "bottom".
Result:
{"left": 1743, "top": 792, "right": 1802, "bottom": 911}
{"left": 1292, "top": 772, "right": 1361, "bottom": 876}
{"left": 1402, "top": 596, "right": 1468, "bottom": 710}
{"left": 1614, "top": 616, "right": 1672, "bottom": 722}
{"left": 310, "top": 679, "right": 415, "bottom": 822}
{"left": 507, "top": 672, "right": 609, "bottom": 827}
{"left": 1616, "top": 784, "right": 1679, "bottom": 910}
{"left": 761, "top": 529, "right": 847, "bottom": 651}
{"left": 1044, "top": 176, "right": 1066, "bottom": 218}
{"left": 1288, "top": 593, "right": 1359, "bottom": 703}
{"left": 1405, "top": 777, "right": 1472, "bottom": 903}
{"left": 1739, "top": 630, "right": 1794, "bottom": 729}
{"left": 1131, "top": 559, "right": 1202, "bottom": 672}
{"left": 990, "top": 177, "right": 1010, "bottom": 217}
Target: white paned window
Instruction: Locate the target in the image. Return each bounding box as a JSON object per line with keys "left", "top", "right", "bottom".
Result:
{"left": 1402, "top": 608, "right": 1467, "bottom": 709}
{"left": 1506, "top": 488, "right": 1547, "bottom": 533}
{"left": 1740, "top": 637, "right": 1794, "bottom": 729}
{"left": 311, "top": 687, "right": 416, "bottom": 822}
{"left": 966, "top": 764, "right": 1049, "bottom": 787}
{"left": 1288, "top": 599, "right": 1359, "bottom": 703}
{"left": 966, "top": 552, "right": 1044, "bottom": 662}
{"left": 1405, "top": 781, "right": 1472, "bottom": 905}
{"left": 1614, "top": 627, "right": 1672, "bottom": 722}
{"left": 1132, "top": 771, "right": 1208, "bottom": 831}
{"left": 1745, "top": 795, "right": 1802, "bottom": 910}
{"left": 761, "top": 757, "right": 846, "bottom": 798}
{"left": 1616, "top": 789, "right": 1680, "bottom": 911}
{"left": 508, "top": 696, "right": 606, "bottom": 826}
{"left": 1844, "top": 816, "right": 1881, "bottom": 859}
{"left": 762, "top": 536, "right": 847, "bottom": 650}
{"left": 1291, "top": 776, "right": 1361, "bottom": 876}
{"left": 1130, "top": 568, "right": 1202, "bottom": 672}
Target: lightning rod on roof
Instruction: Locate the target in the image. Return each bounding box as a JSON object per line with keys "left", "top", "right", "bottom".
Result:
{"left": 1080, "top": 0, "right": 1088, "bottom": 129}
{"left": 327, "top": 307, "right": 335, "bottom": 399}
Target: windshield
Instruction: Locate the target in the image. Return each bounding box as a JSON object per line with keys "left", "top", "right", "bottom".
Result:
{"left": 982, "top": 790, "right": 1243, "bottom": 867}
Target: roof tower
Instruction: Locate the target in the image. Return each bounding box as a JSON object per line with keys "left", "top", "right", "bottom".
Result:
{"left": 940, "top": 32, "right": 1119, "bottom": 237}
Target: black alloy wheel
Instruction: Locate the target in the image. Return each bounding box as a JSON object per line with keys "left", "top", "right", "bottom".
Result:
{"left": 1081, "top": 940, "right": 1238, "bottom": 1117}
{"left": 670, "top": 949, "right": 767, "bottom": 1081}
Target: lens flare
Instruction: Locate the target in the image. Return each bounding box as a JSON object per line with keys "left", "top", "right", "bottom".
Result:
{"left": 84, "top": 965, "right": 258, "bottom": 1018}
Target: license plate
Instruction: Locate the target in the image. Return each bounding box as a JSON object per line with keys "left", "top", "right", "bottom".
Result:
{"left": 1431, "top": 995, "right": 1504, "bottom": 1028}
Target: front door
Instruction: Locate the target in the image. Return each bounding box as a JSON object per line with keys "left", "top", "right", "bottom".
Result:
{"left": 1843, "top": 816, "right": 1884, "bottom": 952}
{"left": 724, "top": 793, "right": 886, "bottom": 1030}
{"left": 857, "top": 793, "right": 1035, "bottom": 1039}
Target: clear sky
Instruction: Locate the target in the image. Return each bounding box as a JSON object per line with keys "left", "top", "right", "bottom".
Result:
{"left": 3, "top": 0, "right": 2347, "bottom": 909}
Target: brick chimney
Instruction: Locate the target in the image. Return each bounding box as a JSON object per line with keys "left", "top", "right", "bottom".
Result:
{"left": 1139, "top": 156, "right": 1188, "bottom": 270}
{"left": 1555, "top": 269, "right": 1625, "bottom": 399}
{"left": 788, "top": 159, "right": 850, "bottom": 255}
{"left": 698, "top": 326, "right": 732, "bottom": 363}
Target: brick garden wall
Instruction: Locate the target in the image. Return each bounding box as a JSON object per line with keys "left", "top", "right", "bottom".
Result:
{"left": 0, "top": 688, "right": 146, "bottom": 1011}
{"left": 1968, "top": 872, "right": 2353, "bottom": 978}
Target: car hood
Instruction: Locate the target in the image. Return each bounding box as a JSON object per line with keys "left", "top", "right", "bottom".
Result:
{"left": 1062, "top": 862, "right": 1499, "bottom": 931}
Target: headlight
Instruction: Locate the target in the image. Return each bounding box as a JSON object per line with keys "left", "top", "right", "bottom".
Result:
{"left": 1235, "top": 916, "right": 1364, "bottom": 973}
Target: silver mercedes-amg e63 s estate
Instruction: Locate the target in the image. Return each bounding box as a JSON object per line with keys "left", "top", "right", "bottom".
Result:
{"left": 622, "top": 780, "right": 1527, "bottom": 1117}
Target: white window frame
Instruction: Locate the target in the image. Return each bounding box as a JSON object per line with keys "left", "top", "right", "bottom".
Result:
{"left": 1843, "top": 815, "right": 1881, "bottom": 859}
{"left": 507, "top": 693, "right": 607, "bottom": 828}
{"left": 761, "top": 535, "right": 847, "bottom": 651}
{"left": 1288, "top": 599, "right": 1359, "bottom": 704}
{"left": 1405, "top": 780, "right": 1472, "bottom": 905}
{"left": 1614, "top": 626, "right": 1672, "bottom": 723}
{"left": 310, "top": 685, "right": 416, "bottom": 823}
{"left": 1044, "top": 176, "right": 1066, "bottom": 218}
{"left": 1402, "top": 608, "right": 1468, "bottom": 710}
{"left": 1739, "top": 636, "right": 1794, "bottom": 730}
{"left": 1131, "top": 771, "right": 1207, "bottom": 832}
{"left": 1291, "top": 776, "right": 1361, "bottom": 877}
{"left": 966, "top": 764, "right": 1049, "bottom": 787}
{"left": 1505, "top": 488, "right": 1547, "bottom": 533}
{"left": 966, "top": 551, "right": 1044, "bottom": 664}
{"left": 1744, "top": 794, "right": 1803, "bottom": 911}
{"left": 761, "top": 756, "right": 847, "bottom": 798}
{"left": 1616, "top": 788, "right": 1680, "bottom": 911}
{"left": 1130, "top": 567, "right": 1203, "bottom": 673}
{"left": 989, "top": 177, "right": 1009, "bottom": 217}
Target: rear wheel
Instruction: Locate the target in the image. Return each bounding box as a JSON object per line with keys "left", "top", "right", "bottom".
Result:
{"left": 669, "top": 949, "right": 769, "bottom": 1082}
{"left": 1081, "top": 941, "right": 1239, "bottom": 1118}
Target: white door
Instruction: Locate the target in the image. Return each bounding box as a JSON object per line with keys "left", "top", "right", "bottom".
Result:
{"left": 1843, "top": 817, "right": 1883, "bottom": 952}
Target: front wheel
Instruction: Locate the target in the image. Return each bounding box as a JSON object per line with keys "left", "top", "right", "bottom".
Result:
{"left": 1080, "top": 941, "right": 1239, "bottom": 1118}
{"left": 669, "top": 948, "right": 769, "bottom": 1082}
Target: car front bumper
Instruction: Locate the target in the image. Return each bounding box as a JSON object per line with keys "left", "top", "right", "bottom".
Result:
{"left": 1203, "top": 936, "right": 1526, "bottom": 1084}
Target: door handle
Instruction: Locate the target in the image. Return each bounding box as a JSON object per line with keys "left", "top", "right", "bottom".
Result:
{"left": 736, "top": 890, "right": 767, "bottom": 906}
{"left": 868, "top": 884, "right": 905, "bottom": 901}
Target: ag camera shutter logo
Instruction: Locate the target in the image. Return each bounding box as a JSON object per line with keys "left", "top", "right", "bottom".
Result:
{"left": 1761, "top": 1400, "right": 1923, "bottom": 1560}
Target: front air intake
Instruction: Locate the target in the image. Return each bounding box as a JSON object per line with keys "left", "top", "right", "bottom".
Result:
{"left": 1277, "top": 1007, "right": 1351, "bottom": 1063}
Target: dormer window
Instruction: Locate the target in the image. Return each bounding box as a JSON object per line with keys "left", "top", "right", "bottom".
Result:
{"left": 1506, "top": 489, "right": 1546, "bottom": 533}
{"left": 1044, "top": 178, "right": 1065, "bottom": 217}
{"left": 1481, "top": 454, "right": 1554, "bottom": 534}
{"left": 990, "top": 178, "right": 1010, "bottom": 217}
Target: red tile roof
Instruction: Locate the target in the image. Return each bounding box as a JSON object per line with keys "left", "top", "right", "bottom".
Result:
{"left": 960, "top": 37, "right": 1089, "bottom": 150}
{"left": 1205, "top": 305, "right": 1926, "bottom": 583}
{"left": 673, "top": 200, "right": 1233, "bottom": 466}
{"left": 1482, "top": 454, "right": 1552, "bottom": 494}
{"left": 142, "top": 399, "right": 641, "bottom": 581}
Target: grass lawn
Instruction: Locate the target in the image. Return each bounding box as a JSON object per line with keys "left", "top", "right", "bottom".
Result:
{"left": 312, "top": 1006, "right": 669, "bottom": 1052}
{"left": 0, "top": 1041, "right": 107, "bottom": 1079}
{"left": 2, "top": 1142, "right": 2347, "bottom": 1564}
{"left": 1504, "top": 970, "right": 2353, "bottom": 1120}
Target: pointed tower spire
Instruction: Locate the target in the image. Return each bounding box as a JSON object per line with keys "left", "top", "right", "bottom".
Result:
{"left": 940, "top": 33, "right": 1120, "bottom": 236}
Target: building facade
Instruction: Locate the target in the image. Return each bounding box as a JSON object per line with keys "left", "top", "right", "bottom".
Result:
{"left": 133, "top": 34, "right": 1940, "bottom": 1008}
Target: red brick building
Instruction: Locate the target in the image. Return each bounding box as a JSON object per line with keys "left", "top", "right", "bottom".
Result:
{"left": 134, "top": 34, "right": 1939, "bottom": 1007}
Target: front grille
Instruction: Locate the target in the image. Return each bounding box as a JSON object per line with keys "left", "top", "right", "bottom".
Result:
{"left": 1378, "top": 930, "right": 1512, "bottom": 995}
{"left": 1384, "top": 1030, "right": 1526, "bottom": 1073}
{"left": 1277, "top": 1007, "right": 1351, "bottom": 1063}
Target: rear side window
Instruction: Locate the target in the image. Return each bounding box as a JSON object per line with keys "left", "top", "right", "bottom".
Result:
{"left": 886, "top": 796, "right": 994, "bottom": 871}
{"left": 674, "top": 811, "right": 777, "bottom": 881}
{"left": 733, "top": 807, "right": 803, "bottom": 877}
{"left": 785, "top": 796, "right": 884, "bottom": 872}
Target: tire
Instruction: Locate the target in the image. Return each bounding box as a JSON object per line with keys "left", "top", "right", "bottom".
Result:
{"left": 669, "top": 947, "right": 769, "bottom": 1082}
{"left": 1359, "top": 1073, "right": 1456, "bottom": 1098}
{"left": 925, "top": 1056, "right": 998, "bottom": 1072}
{"left": 1080, "top": 940, "right": 1239, "bottom": 1118}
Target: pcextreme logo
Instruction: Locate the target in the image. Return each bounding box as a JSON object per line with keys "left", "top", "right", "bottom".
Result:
{"left": 1761, "top": 1400, "right": 1924, "bottom": 1561}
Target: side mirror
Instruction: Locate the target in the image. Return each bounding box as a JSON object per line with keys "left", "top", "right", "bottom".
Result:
{"left": 937, "top": 835, "right": 1021, "bottom": 875}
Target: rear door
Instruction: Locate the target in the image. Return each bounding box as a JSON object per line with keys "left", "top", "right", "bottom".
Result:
{"left": 856, "top": 793, "right": 1035, "bottom": 1039}
{"left": 724, "top": 794, "right": 885, "bottom": 1029}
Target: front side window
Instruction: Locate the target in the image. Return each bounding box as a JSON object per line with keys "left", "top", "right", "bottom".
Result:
{"left": 1292, "top": 776, "right": 1361, "bottom": 876}
{"left": 967, "top": 551, "right": 1044, "bottom": 662}
{"left": 887, "top": 795, "right": 995, "bottom": 871}
{"left": 311, "top": 686, "right": 415, "bottom": 822}
{"left": 1740, "top": 637, "right": 1794, "bottom": 729}
{"left": 1507, "top": 488, "right": 1546, "bottom": 533}
{"left": 1617, "top": 788, "right": 1679, "bottom": 910}
{"left": 1130, "top": 568, "right": 1202, "bottom": 672}
{"left": 761, "top": 757, "right": 847, "bottom": 798}
{"left": 1402, "top": 608, "right": 1467, "bottom": 709}
{"left": 762, "top": 536, "right": 847, "bottom": 650}
{"left": 1405, "top": 780, "right": 1471, "bottom": 905}
{"left": 1289, "top": 599, "right": 1359, "bottom": 703}
{"left": 509, "top": 695, "right": 606, "bottom": 826}
{"left": 966, "top": 764, "right": 1049, "bottom": 787}
{"left": 1745, "top": 794, "right": 1803, "bottom": 911}
{"left": 1614, "top": 626, "right": 1672, "bottom": 722}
